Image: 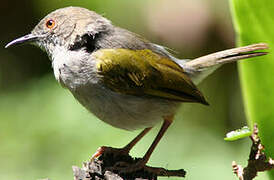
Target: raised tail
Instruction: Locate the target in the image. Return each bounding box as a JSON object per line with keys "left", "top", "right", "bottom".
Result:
{"left": 181, "top": 43, "right": 269, "bottom": 84}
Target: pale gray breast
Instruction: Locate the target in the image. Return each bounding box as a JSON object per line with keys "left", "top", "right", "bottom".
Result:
{"left": 52, "top": 46, "right": 99, "bottom": 89}
{"left": 51, "top": 37, "right": 181, "bottom": 130}
{"left": 71, "top": 83, "right": 179, "bottom": 130}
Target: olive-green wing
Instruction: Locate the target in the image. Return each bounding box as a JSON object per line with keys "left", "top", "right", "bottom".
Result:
{"left": 93, "top": 49, "right": 208, "bottom": 104}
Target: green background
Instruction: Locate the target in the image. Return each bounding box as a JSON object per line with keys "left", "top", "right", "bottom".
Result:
{"left": 231, "top": 0, "right": 274, "bottom": 178}
{"left": 0, "top": 0, "right": 272, "bottom": 179}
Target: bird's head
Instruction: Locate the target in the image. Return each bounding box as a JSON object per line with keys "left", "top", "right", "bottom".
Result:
{"left": 5, "top": 7, "right": 113, "bottom": 59}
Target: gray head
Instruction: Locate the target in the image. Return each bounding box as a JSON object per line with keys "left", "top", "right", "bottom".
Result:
{"left": 6, "top": 7, "right": 113, "bottom": 57}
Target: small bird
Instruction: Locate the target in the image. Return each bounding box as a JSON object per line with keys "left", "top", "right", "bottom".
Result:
{"left": 6, "top": 6, "right": 268, "bottom": 172}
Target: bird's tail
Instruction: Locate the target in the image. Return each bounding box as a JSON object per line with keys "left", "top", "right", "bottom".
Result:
{"left": 182, "top": 43, "right": 269, "bottom": 84}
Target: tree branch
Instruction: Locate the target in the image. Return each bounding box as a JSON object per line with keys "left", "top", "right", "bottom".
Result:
{"left": 72, "top": 149, "right": 186, "bottom": 180}
{"left": 232, "top": 124, "right": 274, "bottom": 180}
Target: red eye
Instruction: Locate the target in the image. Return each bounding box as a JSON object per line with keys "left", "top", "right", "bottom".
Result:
{"left": 46, "top": 19, "right": 55, "bottom": 29}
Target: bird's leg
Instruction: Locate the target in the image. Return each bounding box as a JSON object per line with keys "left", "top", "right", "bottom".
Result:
{"left": 114, "top": 115, "right": 173, "bottom": 173}
{"left": 140, "top": 116, "right": 173, "bottom": 166}
{"left": 122, "top": 127, "right": 152, "bottom": 153}
{"left": 90, "top": 127, "right": 152, "bottom": 161}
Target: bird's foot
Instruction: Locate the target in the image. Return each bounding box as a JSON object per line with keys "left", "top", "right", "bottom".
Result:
{"left": 109, "top": 159, "right": 184, "bottom": 177}
{"left": 90, "top": 146, "right": 129, "bottom": 162}
{"left": 88, "top": 146, "right": 186, "bottom": 178}
{"left": 91, "top": 147, "right": 149, "bottom": 174}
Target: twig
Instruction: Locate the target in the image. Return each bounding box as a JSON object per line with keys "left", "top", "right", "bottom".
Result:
{"left": 232, "top": 124, "right": 274, "bottom": 180}
{"left": 73, "top": 149, "right": 186, "bottom": 180}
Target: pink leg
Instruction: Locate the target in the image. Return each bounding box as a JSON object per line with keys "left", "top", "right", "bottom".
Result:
{"left": 139, "top": 116, "right": 173, "bottom": 166}
{"left": 91, "top": 127, "right": 152, "bottom": 161}
{"left": 123, "top": 127, "right": 152, "bottom": 153}
{"left": 115, "top": 115, "right": 174, "bottom": 173}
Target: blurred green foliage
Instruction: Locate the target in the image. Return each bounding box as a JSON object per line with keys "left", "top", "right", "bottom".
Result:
{"left": 0, "top": 75, "right": 260, "bottom": 180}
{"left": 231, "top": 0, "right": 274, "bottom": 178}
{"left": 0, "top": 0, "right": 270, "bottom": 179}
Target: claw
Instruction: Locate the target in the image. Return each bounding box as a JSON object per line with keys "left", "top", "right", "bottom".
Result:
{"left": 90, "top": 146, "right": 130, "bottom": 162}
{"left": 90, "top": 146, "right": 107, "bottom": 162}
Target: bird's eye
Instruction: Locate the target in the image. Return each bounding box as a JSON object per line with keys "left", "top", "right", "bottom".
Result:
{"left": 46, "top": 19, "right": 55, "bottom": 29}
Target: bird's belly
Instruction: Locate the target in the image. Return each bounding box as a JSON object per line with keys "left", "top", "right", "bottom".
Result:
{"left": 71, "top": 84, "right": 179, "bottom": 130}
{"left": 53, "top": 55, "right": 179, "bottom": 130}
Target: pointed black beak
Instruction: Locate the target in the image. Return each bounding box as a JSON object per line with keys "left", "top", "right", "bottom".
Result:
{"left": 5, "top": 34, "right": 38, "bottom": 48}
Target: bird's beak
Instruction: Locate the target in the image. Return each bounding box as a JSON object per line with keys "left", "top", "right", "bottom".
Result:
{"left": 5, "top": 34, "right": 38, "bottom": 48}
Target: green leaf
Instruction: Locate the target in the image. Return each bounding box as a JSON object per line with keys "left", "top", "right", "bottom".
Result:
{"left": 224, "top": 126, "right": 252, "bottom": 141}
{"left": 230, "top": 0, "right": 274, "bottom": 178}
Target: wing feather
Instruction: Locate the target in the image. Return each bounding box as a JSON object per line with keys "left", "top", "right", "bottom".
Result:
{"left": 93, "top": 49, "right": 208, "bottom": 105}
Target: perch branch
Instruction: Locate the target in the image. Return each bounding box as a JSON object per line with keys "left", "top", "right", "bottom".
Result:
{"left": 73, "top": 149, "right": 186, "bottom": 180}
{"left": 232, "top": 124, "right": 274, "bottom": 180}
